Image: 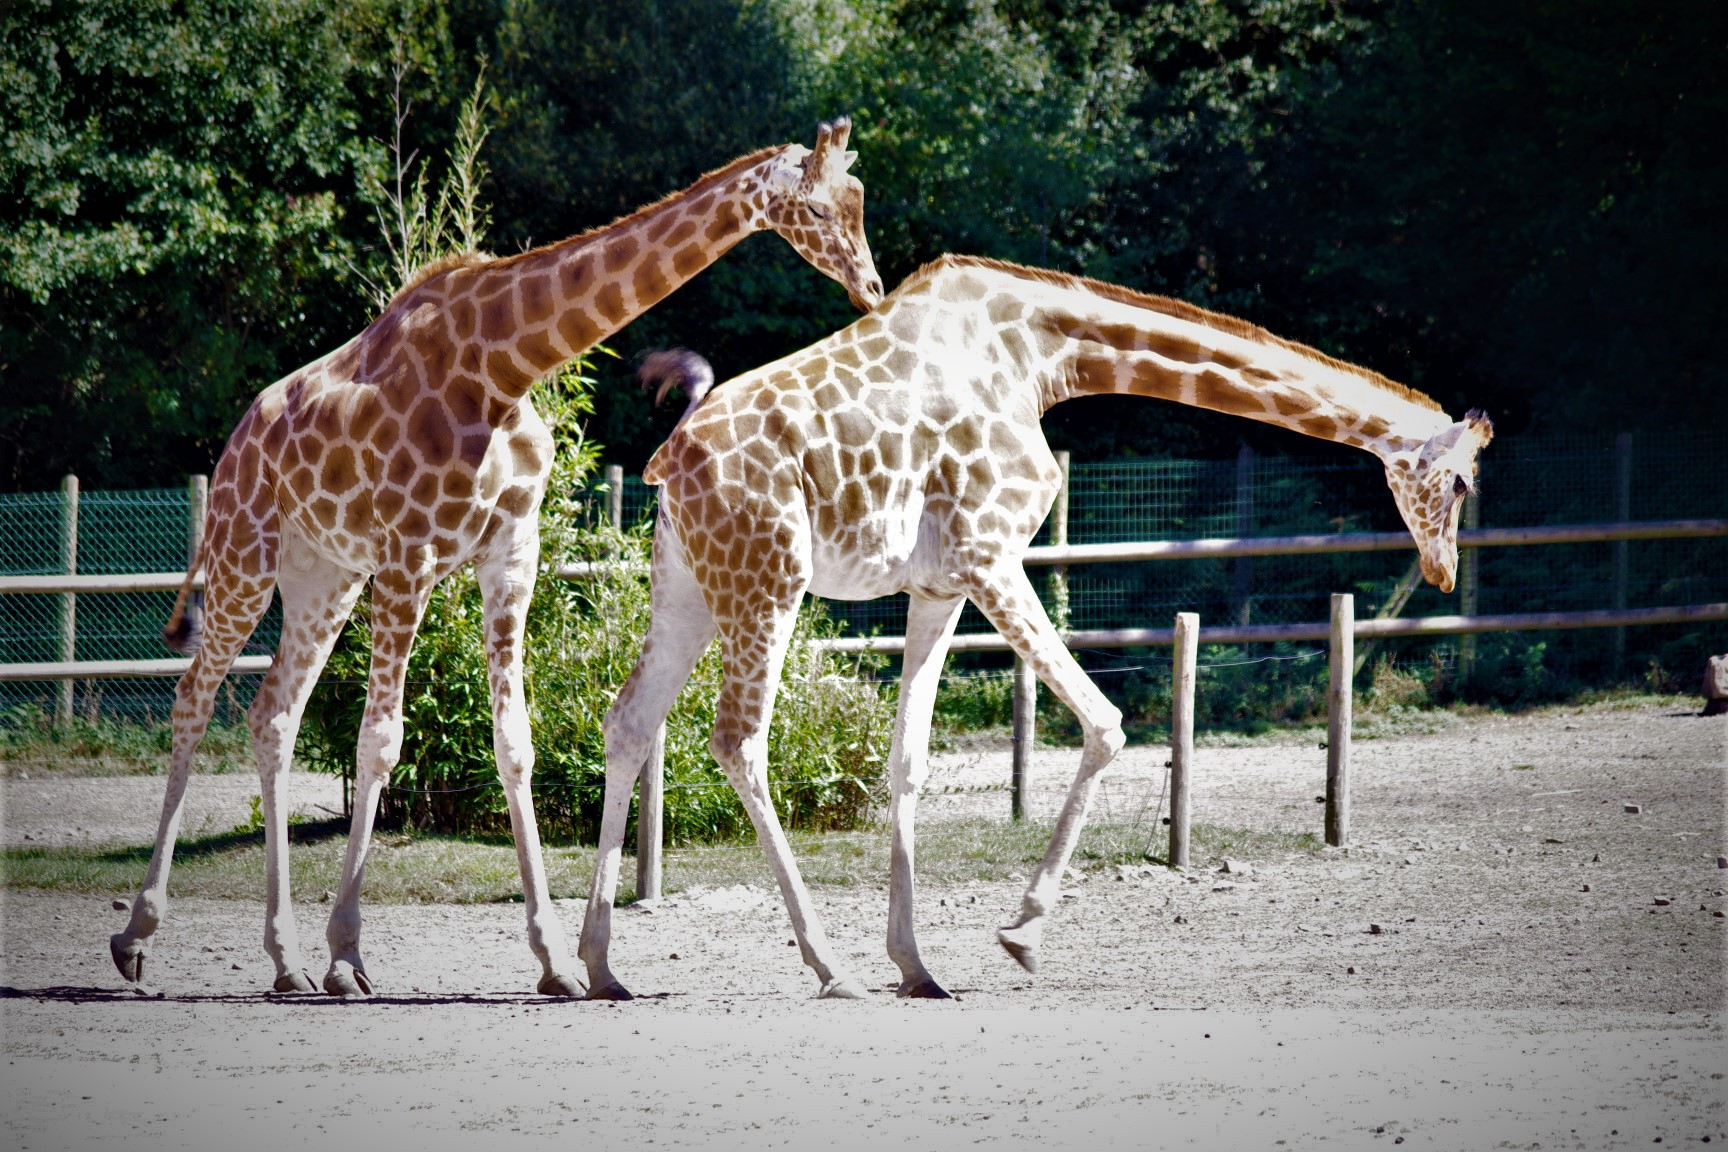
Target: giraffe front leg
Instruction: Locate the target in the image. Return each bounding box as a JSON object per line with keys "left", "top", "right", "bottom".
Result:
{"left": 255, "top": 537, "right": 364, "bottom": 993}
{"left": 885, "top": 594, "right": 965, "bottom": 999}
{"left": 323, "top": 575, "right": 430, "bottom": 998}
{"left": 477, "top": 539, "right": 583, "bottom": 997}
{"left": 959, "top": 565, "right": 1125, "bottom": 975}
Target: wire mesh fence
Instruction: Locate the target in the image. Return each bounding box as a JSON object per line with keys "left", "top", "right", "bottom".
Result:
{"left": 0, "top": 484, "right": 279, "bottom": 724}
{"left": 3, "top": 429, "right": 1724, "bottom": 728}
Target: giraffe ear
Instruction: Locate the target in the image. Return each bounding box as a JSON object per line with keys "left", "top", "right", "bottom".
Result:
{"left": 1464, "top": 409, "right": 1494, "bottom": 447}
{"left": 770, "top": 145, "right": 810, "bottom": 192}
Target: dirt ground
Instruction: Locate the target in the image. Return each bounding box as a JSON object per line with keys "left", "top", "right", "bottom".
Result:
{"left": 3, "top": 700, "right": 1724, "bottom": 1150}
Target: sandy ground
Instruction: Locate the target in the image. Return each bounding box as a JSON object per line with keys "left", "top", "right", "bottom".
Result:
{"left": 3, "top": 701, "right": 1725, "bottom": 1149}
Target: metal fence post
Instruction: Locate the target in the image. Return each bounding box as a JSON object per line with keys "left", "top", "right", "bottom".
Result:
{"left": 57, "top": 474, "right": 78, "bottom": 724}
{"left": 1168, "top": 611, "right": 1198, "bottom": 867}
{"left": 1326, "top": 593, "right": 1354, "bottom": 848}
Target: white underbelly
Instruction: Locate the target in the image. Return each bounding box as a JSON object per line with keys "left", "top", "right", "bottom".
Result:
{"left": 804, "top": 505, "right": 949, "bottom": 602}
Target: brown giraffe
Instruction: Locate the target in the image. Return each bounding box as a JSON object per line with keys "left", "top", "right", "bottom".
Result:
{"left": 110, "top": 120, "right": 883, "bottom": 999}
{"left": 581, "top": 254, "right": 1492, "bottom": 1000}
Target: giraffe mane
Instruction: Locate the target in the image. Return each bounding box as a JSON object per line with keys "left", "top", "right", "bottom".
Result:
{"left": 386, "top": 251, "right": 491, "bottom": 308}
{"left": 915, "top": 255, "right": 1446, "bottom": 416}
{"left": 380, "top": 145, "right": 792, "bottom": 308}
{"left": 485, "top": 146, "right": 790, "bottom": 275}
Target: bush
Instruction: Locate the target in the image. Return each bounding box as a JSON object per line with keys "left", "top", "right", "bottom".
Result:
{"left": 298, "top": 362, "right": 895, "bottom": 845}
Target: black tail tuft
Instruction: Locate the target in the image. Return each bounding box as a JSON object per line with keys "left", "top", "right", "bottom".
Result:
{"left": 638, "top": 348, "right": 716, "bottom": 422}
{"left": 162, "top": 590, "right": 204, "bottom": 655}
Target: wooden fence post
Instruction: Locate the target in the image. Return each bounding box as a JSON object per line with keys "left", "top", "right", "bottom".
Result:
{"left": 1049, "top": 450, "right": 1071, "bottom": 632}
{"left": 605, "top": 464, "right": 625, "bottom": 531}
{"left": 1458, "top": 493, "right": 1480, "bottom": 684}
{"left": 636, "top": 725, "right": 665, "bottom": 902}
{"left": 1234, "top": 446, "right": 1254, "bottom": 627}
{"left": 1010, "top": 657, "right": 1036, "bottom": 821}
{"left": 1011, "top": 452, "right": 1071, "bottom": 820}
{"left": 187, "top": 474, "right": 208, "bottom": 564}
{"left": 1168, "top": 611, "right": 1198, "bottom": 867}
{"left": 1612, "top": 432, "right": 1633, "bottom": 675}
{"left": 1326, "top": 593, "right": 1354, "bottom": 847}
{"left": 57, "top": 474, "right": 78, "bottom": 724}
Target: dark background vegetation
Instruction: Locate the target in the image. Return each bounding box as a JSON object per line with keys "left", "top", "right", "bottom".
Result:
{"left": 4, "top": 0, "right": 1723, "bottom": 489}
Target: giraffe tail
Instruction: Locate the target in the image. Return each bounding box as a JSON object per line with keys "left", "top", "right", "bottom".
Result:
{"left": 161, "top": 538, "right": 206, "bottom": 656}
{"left": 638, "top": 348, "right": 715, "bottom": 425}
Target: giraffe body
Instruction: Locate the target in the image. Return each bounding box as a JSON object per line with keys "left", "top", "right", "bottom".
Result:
{"left": 112, "top": 121, "right": 881, "bottom": 997}
{"left": 581, "top": 255, "right": 1491, "bottom": 998}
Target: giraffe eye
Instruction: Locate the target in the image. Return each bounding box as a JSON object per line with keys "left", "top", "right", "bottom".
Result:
{"left": 806, "top": 202, "right": 831, "bottom": 221}
{"left": 1452, "top": 474, "right": 1469, "bottom": 496}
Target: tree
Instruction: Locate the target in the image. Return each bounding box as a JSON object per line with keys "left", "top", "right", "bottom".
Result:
{"left": 0, "top": 0, "right": 463, "bottom": 489}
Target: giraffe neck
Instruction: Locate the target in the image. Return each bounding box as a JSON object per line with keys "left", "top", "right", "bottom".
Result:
{"left": 933, "top": 257, "right": 1451, "bottom": 461}
{"left": 414, "top": 146, "right": 785, "bottom": 403}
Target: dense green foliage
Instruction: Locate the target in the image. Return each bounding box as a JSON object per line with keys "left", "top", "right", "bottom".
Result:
{"left": 293, "top": 356, "right": 895, "bottom": 844}
{"left": 5, "top": 0, "right": 1722, "bottom": 487}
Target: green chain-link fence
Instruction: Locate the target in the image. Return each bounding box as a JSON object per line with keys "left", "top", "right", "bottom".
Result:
{"left": 4, "top": 429, "right": 1724, "bottom": 724}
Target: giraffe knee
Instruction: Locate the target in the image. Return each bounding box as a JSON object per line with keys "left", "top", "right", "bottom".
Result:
{"left": 357, "top": 716, "right": 405, "bottom": 778}
{"left": 493, "top": 709, "right": 535, "bottom": 786}
{"left": 602, "top": 706, "right": 659, "bottom": 778}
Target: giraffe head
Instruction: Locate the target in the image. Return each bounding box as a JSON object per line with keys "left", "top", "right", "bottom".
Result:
{"left": 763, "top": 117, "right": 883, "bottom": 311}
{"left": 1382, "top": 410, "right": 1495, "bottom": 593}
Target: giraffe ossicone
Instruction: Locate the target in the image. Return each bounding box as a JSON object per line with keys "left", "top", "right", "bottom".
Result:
{"left": 581, "top": 254, "right": 1491, "bottom": 999}
{"left": 109, "top": 119, "right": 881, "bottom": 999}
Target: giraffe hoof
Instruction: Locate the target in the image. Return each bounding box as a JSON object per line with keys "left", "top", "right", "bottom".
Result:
{"left": 997, "top": 926, "right": 1041, "bottom": 974}
{"left": 896, "top": 975, "right": 953, "bottom": 1000}
{"left": 109, "top": 934, "right": 146, "bottom": 983}
{"left": 273, "top": 970, "right": 316, "bottom": 994}
{"left": 585, "top": 980, "right": 634, "bottom": 1002}
{"left": 323, "top": 965, "right": 373, "bottom": 999}
{"left": 817, "top": 977, "right": 869, "bottom": 1000}
{"left": 537, "top": 972, "right": 586, "bottom": 998}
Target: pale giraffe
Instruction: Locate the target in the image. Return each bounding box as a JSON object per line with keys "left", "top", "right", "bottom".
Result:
{"left": 110, "top": 120, "right": 883, "bottom": 999}
{"left": 581, "top": 254, "right": 1492, "bottom": 1000}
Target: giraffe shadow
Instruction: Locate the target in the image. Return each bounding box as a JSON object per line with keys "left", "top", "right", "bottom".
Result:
{"left": 0, "top": 984, "right": 676, "bottom": 1007}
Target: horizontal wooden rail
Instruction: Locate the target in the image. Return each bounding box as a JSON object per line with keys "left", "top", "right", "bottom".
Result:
{"left": 1019, "top": 519, "right": 1728, "bottom": 567}
{"left": 0, "top": 655, "right": 273, "bottom": 683}
{"left": 3, "top": 519, "right": 1721, "bottom": 681}
{"left": 817, "top": 602, "right": 1728, "bottom": 655}
{"left": 0, "top": 572, "right": 204, "bottom": 594}
{"left": 4, "top": 520, "right": 1721, "bottom": 596}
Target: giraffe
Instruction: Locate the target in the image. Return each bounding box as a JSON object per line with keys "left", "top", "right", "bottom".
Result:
{"left": 109, "top": 119, "right": 883, "bottom": 999}
{"left": 580, "top": 254, "right": 1492, "bottom": 1000}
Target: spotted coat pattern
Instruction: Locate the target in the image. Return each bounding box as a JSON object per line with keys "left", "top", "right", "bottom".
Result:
{"left": 578, "top": 254, "right": 1493, "bottom": 999}
{"left": 111, "top": 121, "right": 883, "bottom": 999}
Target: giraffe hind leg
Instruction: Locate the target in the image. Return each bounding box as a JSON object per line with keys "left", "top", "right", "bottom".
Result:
{"left": 957, "top": 565, "right": 1125, "bottom": 975}
{"left": 112, "top": 568, "right": 276, "bottom": 985}
{"left": 580, "top": 557, "right": 716, "bottom": 1000}
{"left": 707, "top": 593, "right": 865, "bottom": 1000}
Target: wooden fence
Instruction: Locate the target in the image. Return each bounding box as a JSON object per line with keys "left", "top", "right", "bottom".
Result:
{"left": 4, "top": 510, "right": 1724, "bottom": 896}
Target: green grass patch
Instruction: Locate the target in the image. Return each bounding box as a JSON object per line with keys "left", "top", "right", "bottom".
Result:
{"left": 0, "top": 704, "right": 254, "bottom": 777}
{"left": 3, "top": 816, "right": 1321, "bottom": 903}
